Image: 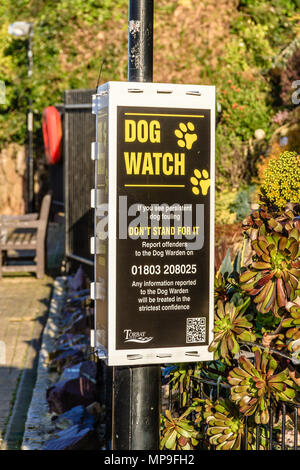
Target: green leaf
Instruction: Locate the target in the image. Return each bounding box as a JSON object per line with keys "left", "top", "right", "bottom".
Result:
{"left": 165, "top": 429, "right": 177, "bottom": 450}
{"left": 176, "top": 426, "right": 193, "bottom": 439}
{"left": 220, "top": 249, "right": 233, "bottom": 276}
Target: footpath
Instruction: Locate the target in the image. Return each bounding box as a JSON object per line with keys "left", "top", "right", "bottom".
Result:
{"left": 0, "top": 219, "right": 64, "bottom": 450}
{"left": 0, "top": 276, "right": 52, "bottom": 449}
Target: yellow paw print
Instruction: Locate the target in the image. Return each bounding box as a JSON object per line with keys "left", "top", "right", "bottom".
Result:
{"left": 174, "top": 122, "right": 197, "bottom": 150}
{"left": 190, "top": 169, "right": 211, "bottom": 196}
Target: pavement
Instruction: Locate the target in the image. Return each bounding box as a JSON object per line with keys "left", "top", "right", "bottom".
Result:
{"left": 0, "top": 219, "right": 64, "bottom": 450}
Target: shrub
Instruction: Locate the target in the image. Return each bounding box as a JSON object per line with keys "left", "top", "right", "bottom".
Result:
{"left": 261, "top": 150, "right": 300, "bottom": 208}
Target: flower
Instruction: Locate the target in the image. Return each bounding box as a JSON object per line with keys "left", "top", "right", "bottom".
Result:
{"left": 262, "top": 151, "right": 300, "bottom": 209}
{"left": 228, "top": 349, "right": 296, "bottom": 424}
{"left": 240, "top": 229, "right": 300, "bottom": 316}
{"left": 160, "top": 410, "right": 199, "bottom": 450}
{"left": 204, "top": 399, "right": 244, "bottom": 450}
{"left": 208, "top": 300, "right": 256, "bottom": 362}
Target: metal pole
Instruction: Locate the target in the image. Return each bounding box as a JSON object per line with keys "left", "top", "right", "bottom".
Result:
{"left": 112, "top": 0, "right": 161, "bottom": 451}
{"left": 128, "top": 0, "right": 153, "bottom": 82}
{"left": 27, "top": 25, "right": 34, "bottom": 212}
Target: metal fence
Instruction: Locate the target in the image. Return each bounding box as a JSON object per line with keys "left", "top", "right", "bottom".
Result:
{"left": 162, "top": 350, "right": 300, "bottom": 451}
{"left": 64, "top": 89, "right": 95, "bottom": 274}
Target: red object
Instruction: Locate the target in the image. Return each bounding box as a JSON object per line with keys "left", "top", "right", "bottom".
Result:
{"left": 42, "top": 106, "right": 62, "bottom": 164}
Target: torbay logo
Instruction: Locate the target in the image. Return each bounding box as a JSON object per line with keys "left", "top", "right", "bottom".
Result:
{"left": 124, "top": 329, "right": 153, "bottom": 344}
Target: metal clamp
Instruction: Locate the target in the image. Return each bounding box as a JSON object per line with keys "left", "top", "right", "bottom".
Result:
{"left": 90, "top": 281, "right": 106, "bottom": 300}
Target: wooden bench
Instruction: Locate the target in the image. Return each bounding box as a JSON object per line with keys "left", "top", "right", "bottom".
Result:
{"left": 0, "top": 193, "right": 52, "bottom": 279}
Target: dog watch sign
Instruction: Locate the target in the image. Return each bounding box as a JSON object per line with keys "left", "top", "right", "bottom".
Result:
{"left": 91, "top": 82, "right": 215, "bottom": 366}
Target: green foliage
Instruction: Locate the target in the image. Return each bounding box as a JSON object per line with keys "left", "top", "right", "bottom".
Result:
{"left": 255, "top": 311, "right": 281, "bottom": 338}
{"left": 0, "top": 0, "right": 128, "bottom": 146}
{"left": 214, "top": 23, "right": 273, "bottom": 186}
{"left": 215, "top": 189, "right": 238, "bottom": 224}
{"left": 169, "top": 362, "right": 202, "bottom": 407}
{"left": 0, "top": 0, "right": 299, "bottom": 176}
{"left": 229, "top": 186, "right": 256, "bottom": 222}
{"left": 235, "top": 0, "right": 299, "bottom": 48}
{"left": 160, "top": 409, "right": 199, "bottom": 451}
{"left": 215, "top": 65, "right": 272, "bottom": 186}
{"left": 214, "top": 0, "right": 300, "bottom": 190}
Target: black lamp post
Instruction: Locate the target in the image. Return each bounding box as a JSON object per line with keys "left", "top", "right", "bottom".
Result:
{"left": 8, "top": 21, "right": 34, "bottom": 213}
{"left": 112, "top": 0, "right": 161, "bottom": 451}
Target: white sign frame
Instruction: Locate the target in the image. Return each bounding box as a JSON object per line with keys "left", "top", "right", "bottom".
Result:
{"left": 93, "top": 81, "right": 215, "bottom": 366}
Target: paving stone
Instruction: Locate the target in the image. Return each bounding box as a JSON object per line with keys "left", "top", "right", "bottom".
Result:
{"left": 0, "top": 221, "right": 64, "bottom": 449}
{"left": 0, "top": 276, "right": 52, "bottom": 449}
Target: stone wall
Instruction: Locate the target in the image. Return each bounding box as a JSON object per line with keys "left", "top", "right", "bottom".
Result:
{"left": 0, "top": 143, "right": 26, "bottom": 215}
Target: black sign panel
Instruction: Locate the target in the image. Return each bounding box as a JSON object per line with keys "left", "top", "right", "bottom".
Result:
{"left": 115, "top": 106, "right": 212, "bottom": 350}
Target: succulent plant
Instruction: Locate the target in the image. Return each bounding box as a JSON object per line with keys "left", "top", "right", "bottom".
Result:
{"left": 160, "top": 409, "right": 199, "bottom": 450}
{"left": 161, "top": 156, "right": 300, "bottom": 451}
{"left": 228, "top": 348, "right": 296, "bottom": 424}
{"left": 208, "top": 299, "right": 256, "bottom": 363}
{"left": 269, "top": 203, "right": 300, "bottom": 235}
{"left": 243, "top": 202, "right": 300, "bottom": 246}
{"left": 188, "top": 397, "right": 206, "bottom": 425}
{"left": 215, "top": 268, "right": 248, "bottom": 306}
{"left": 203, "top": 398, "right": 244, "bottom": 450}
{"left": 282, "top": 301, "right": 300, "bottom": 331}
{"left": 240, "top": 230, "right": 300, "bottom": 316}
{"left": 282, "top": 301, "right": 300, "bottom": 358}
{"left": 169, "top": 363, "right": 202, "bottom": 407}
{"left": 214, "top": 272, "right": 230, "bottom": 305}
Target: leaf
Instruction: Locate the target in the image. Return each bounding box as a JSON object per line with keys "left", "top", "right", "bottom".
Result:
{"left": 231, "top": 335, "right": 240, "bottom": 354}
{"left": 288, "top": 367, "right": 300, "bottom": 387}
{"left": 252, "top": 261, "right": 272, "bottom": 270}
{"left": 176, "top": 426, "right": 193, "bottom": 440}
{"left": 220, "top": 439, "right": 234, "bottom": 450}
{"left": 262, "top": 332, "right": 278, "bottom": 348}
{"left": 220, "top": 249, "right": 233, "bottom": 276}
{"left": 278, "top": 388, "right": 296, "bottom": 401}
{"left": 207, "top": 426, "right": 227, "bottom": 436}
{"left": 240, "top": 270, "right": 257, "bottom": 283}
{"left": 220, "top": 337, "right": 229, "bottom": 359}
{"left": 255, "top": 272, "right": 274, "bottom": 288}
{"left": 165, "top": 429, "right": 177, "bottom": 450}
{"left": 165, "top": 410, "right": 174, "bottom": 423}
{"left": 233, "top": 250, "right": 242, "bottom": 274}
{"left": 238, "top": 355, "right": 257, "bottom": 376}
{"left": 268, "top": 370, "right": 288, "bottom": 383}
{"left": 276, "top": 278, "right": 287, "bottom": 308}
{"left": 177, "top": 420, "right": 194, "bottom": 432}
{"left": 253, "top": 280, "right": 272, "bottom": 305}
{"left": 238, "top": 330, "right": 256, "bottom": 342}
{"left": 278, "top": 236, "right": 288, "bottom": 252}
{"left": 160, "top": 434, "right": 168, "bottom": 450}
{"left": 262, "top": 282, "right": 276, "bottom": 313}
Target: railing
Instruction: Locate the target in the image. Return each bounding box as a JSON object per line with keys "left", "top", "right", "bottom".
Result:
{"left": 64, "top": 89, "right": 95, "bottom": 276}
{"left": 161, "top": 351, "right": 300, "bottom": 451}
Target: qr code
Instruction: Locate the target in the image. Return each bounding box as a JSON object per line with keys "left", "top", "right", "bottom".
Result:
{"left": 186, "top": 317, "right": 206, "bottom": 343}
